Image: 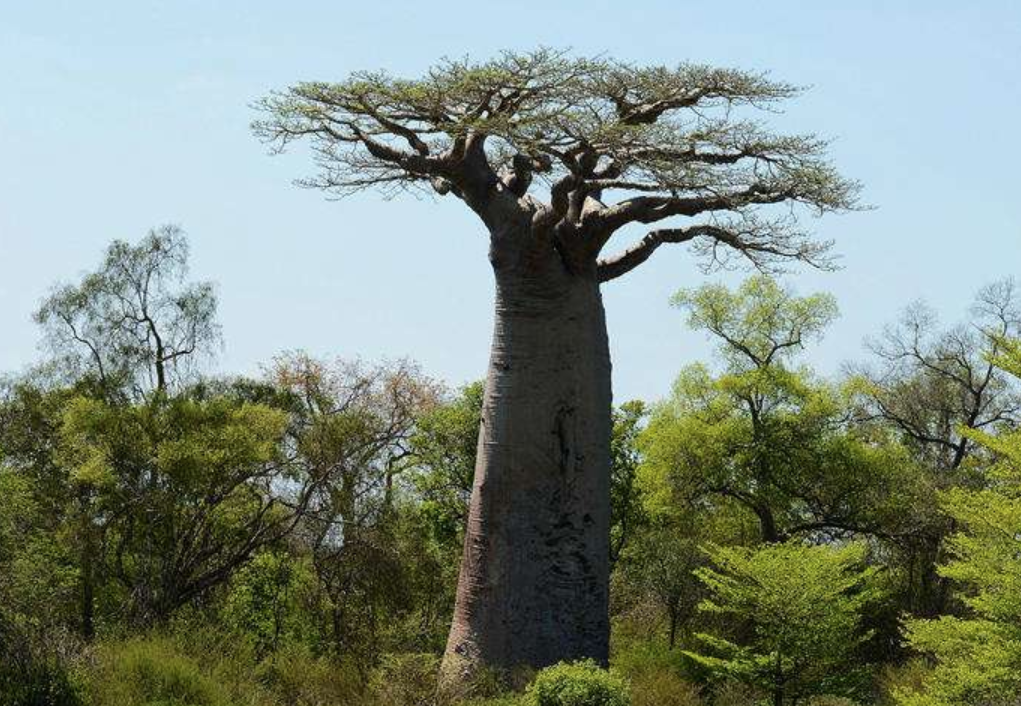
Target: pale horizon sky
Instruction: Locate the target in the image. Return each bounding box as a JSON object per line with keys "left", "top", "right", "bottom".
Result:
{"left": 1, "top": 1, "right": 1019, "bottom": 402}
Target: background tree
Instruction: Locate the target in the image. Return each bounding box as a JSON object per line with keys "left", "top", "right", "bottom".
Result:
{"left": 3, "top": 228, "right": 226, "bottom": 642}
{"left": 642, "top": 277, "right": 913, "bottom": 544}
{"left": 615, "top": 518, "right": 705, "bottom": 651}
{"left": 34, "top": 225, "right": 219, "bottom": 396}
{"left": 851, "top": 279, "right": 1021, "bottom": 616}
{"left": 56, "top": 388, "right": 295, "bottom": 625}
{"left": 609, "top": 400, "right": 647, "bottom": 566}
{"left": 254, "top": 49, "right": 859, "bottom": 678}
{"left": 270, "top": 353, "right": 441, "bottom": 666}
{"left": 898, "top": 338, "right": 1021, "bottom": 706}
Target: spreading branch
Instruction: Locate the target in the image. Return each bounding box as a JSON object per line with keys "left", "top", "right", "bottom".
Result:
{"left": 254, "top": 49, "right": 860, "bottom": 277}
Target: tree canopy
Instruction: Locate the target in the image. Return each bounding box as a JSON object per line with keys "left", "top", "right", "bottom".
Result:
{"left": 254, "top": 49, "right": 859, "bottom": 278}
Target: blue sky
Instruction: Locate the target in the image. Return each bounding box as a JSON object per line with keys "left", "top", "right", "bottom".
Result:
{"left": 1, "top": 1, "right": 1019, "bottom": 402}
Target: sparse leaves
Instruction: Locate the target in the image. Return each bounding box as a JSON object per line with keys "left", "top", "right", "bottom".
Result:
{"left": 34, "top": 225, "right": 220, "bottom": 396}
{"left": 255, "top": 49, "right": 859, "bottom": 276}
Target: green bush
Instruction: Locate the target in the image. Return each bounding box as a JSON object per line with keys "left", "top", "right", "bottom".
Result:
{"left": 526, "top": 660, "right": 630, "bottom": 706}
{"left": 368, "top": 652, "right": 441, "bottom": 706}
{"left": 461, "top": 696, "right": 527, "bottom": 706}
{"left": 629, "top": 670, "right": 701, "bottom": 706}
{"left": 0, "top": 659, "right": 82, "bottom": 706}
{"left": 805, "top": 697, "right": 862, "bottom": 706}
{"left": 610, "top": 638, "right": 692, "bottom": 683}
{"left": 255, "top": 645, "right": 363, "bottom": 705}
{"left": 82, "top": 637, "right": 229, "bottom": 706}
{"left": 0, "top": 620, "right": 83, "bottom": 706}
{"left": 710, "top": 680, "right": 764, "bottom": 706}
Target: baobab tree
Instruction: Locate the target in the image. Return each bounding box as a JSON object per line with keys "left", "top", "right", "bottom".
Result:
{"left": 253, "top": 49, "right": 858, "bottom": 682}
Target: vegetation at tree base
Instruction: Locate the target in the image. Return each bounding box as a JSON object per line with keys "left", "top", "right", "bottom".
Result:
{"left": 2, "top": 50, "right": 1020, "bottom": 706}
{"left": 525, "top": 660, "right": 630, "bottom": 706}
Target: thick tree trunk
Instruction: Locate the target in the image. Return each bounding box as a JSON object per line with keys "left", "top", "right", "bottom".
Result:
{"left": 443, "top": 222, "right": 612, "bottom": 682}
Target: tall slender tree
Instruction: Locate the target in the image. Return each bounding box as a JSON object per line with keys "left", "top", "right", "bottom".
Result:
{"left": 253, "top": 49, "right": 859, "bottom": 680}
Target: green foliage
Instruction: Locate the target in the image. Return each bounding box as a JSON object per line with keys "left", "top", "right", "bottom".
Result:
{"left": 82, "top": 636, "right": 230, "bottom": 706}
{"left": 222, "top": 552, "right": 317, "bottom": 655}
{"left": 610, "top": 401, "right": 647, "bottom": 563}
{"left": 254, "top": 644, "right": 363, "bottom": 706}
{"left": 643, "top": 276, "right": 917, "bottom": 544}
{"left": 34, "top": 225, "right": 219, "bottom": 394}
{"left": 0, "top": 619, "right": 82, "bottom": 706}
{"left": 686, "top": 541, "right": 883, "bottom": 705}
{"left": 525, "top": 660, "right": 630, "bottom": 706}
{"left": 610, "top": 643, "right": 701, "bottom": 706}
{"left": 899, "top": 338, "right": 1021, "bottom": 705}
{"left": 670, "top": 276, "right": 838, "bottom": 371}
{"left": 614, "top": 519, "right": 706, "bottom": 649}
{"left": 0, "top": 664, "right": 81, "bottom": 706}
{"left": 408, "top": 381, "right": 483, "bottom": 547}
{"left": 628, "top": 670, "right": 702, "bottom": 706}
{"left": 367, "top": 652, "right": 441, "bottom": 706}
{"left": 0, "top": 466, "right": 79, "bottom": 631}
{"left": 875, "top": 660, "right": 930, "bottom": 706}
{"left": 56, "top": 392, "right": 290, "bottom": 623}
{"left": 806, "top": 698, "right": 863, "bottom": 706}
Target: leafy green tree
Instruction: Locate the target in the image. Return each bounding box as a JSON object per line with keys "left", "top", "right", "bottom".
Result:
{"left": 643, "top": 276, "right": 914, "bottom": 543}
{"left": 687, "top": 541, "right": 883, "bottom": 706}
{"left": 615, "top": 521, "right": 703, "bottom": 650}
{"left": 270, "top": 353, "right": 441, "bottom": 665}
{"left": 0, "top": 381, "right": 108, "bottom": 640}
{"left": 0, "top": 462, "right": 80, "bottom": 643}
{"left": 255, "top": 49, "right": 859, "bottom": 677}
{"left": 899, "top": 339, "right": 1021, "bottom": 706}
{"left": 57, "top": 391, "right": 292, "bottom": 625}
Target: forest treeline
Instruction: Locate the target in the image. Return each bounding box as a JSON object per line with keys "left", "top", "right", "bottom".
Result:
{"left": 2, "top": 227, "right": 1020, "bottom": 706}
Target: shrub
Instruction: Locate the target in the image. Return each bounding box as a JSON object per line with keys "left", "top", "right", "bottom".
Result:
{"left": 710, "top": 680, "right": 764, "bottom": 706}
{"left": 461, "top": 696, "right": 527, "bottom": 706}
{"left": 255, "top": 645, "right": 362, "bottom": 705}
{"left": 81, "top": 637, "right": 228, "bottom": 706}
{"left": 526, "top": 660, "right": 630, "bottom": 706}
{"left": 0, "top": 658, "right": 82, "bottom": 706}
{"left": 368, "top": 652, "right": 441, "bottom": 706}
{"left": 611, "top": 638, "right": 692, "bottom": 683}
{"left": 0, "top": 608, "right": 83, "bottom": 706}
{"left": 629, "top": 670, "right": 701, "bottom": 706}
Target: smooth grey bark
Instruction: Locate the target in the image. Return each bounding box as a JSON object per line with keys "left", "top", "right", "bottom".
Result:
{"left": 443, "top": 217, "right": 613, "bottom": 680}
